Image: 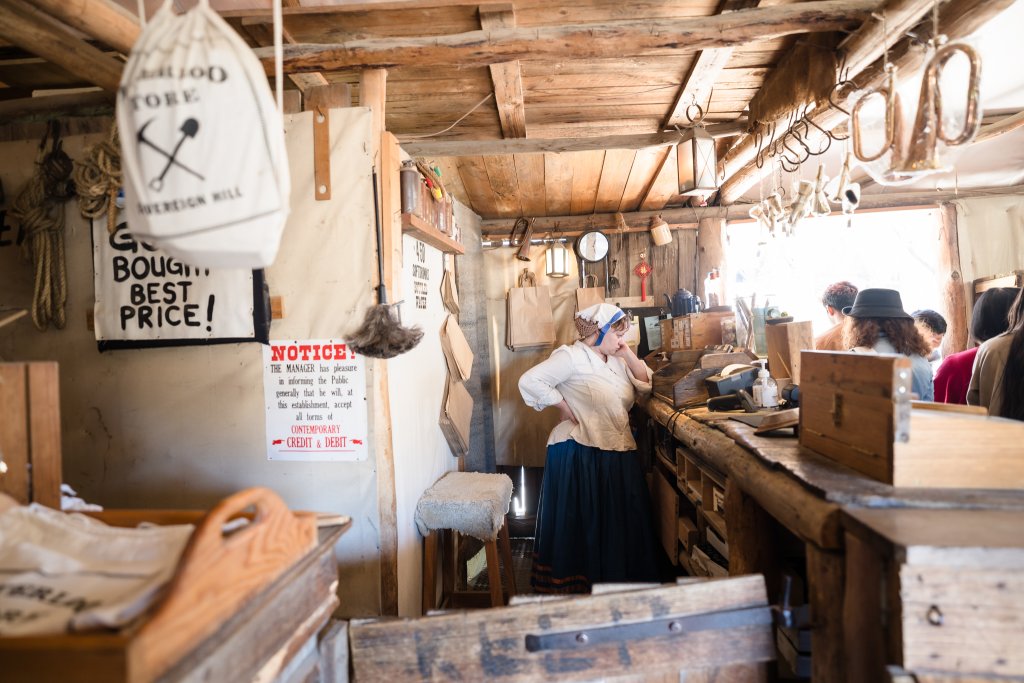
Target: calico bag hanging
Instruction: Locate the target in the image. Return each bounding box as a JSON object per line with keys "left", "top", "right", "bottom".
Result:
{"left": 117, "top": 0, "right": 290, "bottom": 268}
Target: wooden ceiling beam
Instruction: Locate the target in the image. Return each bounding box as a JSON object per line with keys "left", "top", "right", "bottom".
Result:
{"left": 479, "top": 183, "right": 1024, "bottom": 236}
{"left": 240, "top": 20, "right": 329, "bottom": 92}
{"left": 400, "top": 123, "right": 748, "bottom": 157}
{"left": 254, "top": 0, "right": 882, "bottom": 73}
{"left": 0, "top": 0, "right": 125, "bottom": 92}
{"left": 718, "top": 0, "right": 1014, "bottom": 204}
{"left": 663, "top": 0, "right": 761, "bottom": 129}
{"left": 0, "top": 90, "right": 114, "bottom": 123}
{"left": 479, "top": 4, "right": 526, "bottom": 139}
{"left": 31, "top": 0, "right": 140, "bottom": 54}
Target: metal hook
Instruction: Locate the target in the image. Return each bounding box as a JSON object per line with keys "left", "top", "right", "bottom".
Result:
{"left": 754, "top": 128, "right": 766, "bottom": 169}
{"left": 804, "top": 115, "right": 835, "bottom": 155}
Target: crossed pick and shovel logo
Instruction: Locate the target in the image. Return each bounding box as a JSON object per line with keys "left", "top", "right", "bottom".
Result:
{"left": 137, "top": 117, "right": 205, "bottom": 191}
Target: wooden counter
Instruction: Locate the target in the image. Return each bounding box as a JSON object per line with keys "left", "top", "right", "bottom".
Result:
{"left": 644, "top": 398, "right": 1024, "bottom": 683}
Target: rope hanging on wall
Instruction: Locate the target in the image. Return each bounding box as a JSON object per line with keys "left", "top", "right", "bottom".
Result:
{"left": 9, "top": 121, "right": 75, "bottom": 331}
{"left": 74, "top": 122, "right": 122, "bottom": 235}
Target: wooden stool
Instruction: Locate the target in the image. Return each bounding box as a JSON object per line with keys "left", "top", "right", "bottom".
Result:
{"left": 415, "top": 472, "right": 516, "bottom": 613}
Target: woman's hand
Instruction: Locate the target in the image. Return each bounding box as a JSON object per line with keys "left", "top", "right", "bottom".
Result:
{"left": 556, "top": 400, "right": 579, "bottom": 424}
{"left": 610, "top": 338, "right": 636, "bottom": 359}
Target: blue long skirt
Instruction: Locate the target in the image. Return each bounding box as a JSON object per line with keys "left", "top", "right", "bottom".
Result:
{"left": 531, "top": 439, "right": 660, "bottom": 594}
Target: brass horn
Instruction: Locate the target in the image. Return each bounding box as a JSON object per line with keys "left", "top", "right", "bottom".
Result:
{"left": 851, "top": 79, "right": 903, "bottom": 163}
{"left": 893, "top": 42, "right": 982, "bottom": 176}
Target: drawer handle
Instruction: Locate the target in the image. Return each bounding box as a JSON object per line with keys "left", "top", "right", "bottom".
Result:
{"left": 926, "top": 605, "right": 943, "bottom": 626}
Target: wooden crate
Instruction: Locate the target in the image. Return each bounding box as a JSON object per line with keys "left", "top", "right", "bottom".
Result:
{"left": 764, "top": 320, "right": 813, "bottom": 384}
{"left": 801, "top": 351, "right": 1024, "bottom": 487}
{"left": 660, "top": 312, "right": 735, "bottom": 351}
{"left": 844, "top": 509, "right": 1024, "bottom": 681}
{"left": 0, "top": 362, "right": 62, "bottom": 508}
{"left": 0, "top": 488, "right": 335, "bottom": 683}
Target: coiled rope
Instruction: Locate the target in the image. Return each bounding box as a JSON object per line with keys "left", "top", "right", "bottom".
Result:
{"left": 9, "top": 121, "right": 75, "bottom": 331}
{"left": 73, "top": 122, "right": 122, "bottom": 235}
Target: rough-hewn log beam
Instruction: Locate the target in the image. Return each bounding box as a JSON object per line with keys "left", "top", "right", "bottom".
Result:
{"left": 255, "top": 1, "right": 881, "bottom": 73}
{"left": 479, "top": 183, "right": 1024, "bottom": 236}
{"left": 240, "top": 19, "right": 329, "bottom": 92}
{"left": 401, "top": 124, "right": 747, "bottom": 157}
{"left": 719, "top": 0, "right": 1015, "bottom": 204}
{"left": 0, "top": 90, "right": 113, "bottom": 123}
{"left": 480, "top": 4, "right": 526, "bottom": 138}
{"left": 0, "top": 0, "right": 125, "bottom": 92}
{"left": 31, "top": 0, "right": 140, "bottom": 54}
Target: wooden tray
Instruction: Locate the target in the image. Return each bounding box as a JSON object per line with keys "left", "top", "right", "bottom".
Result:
{"left": 0, "top": 487, "right": 340, "bottom": 683}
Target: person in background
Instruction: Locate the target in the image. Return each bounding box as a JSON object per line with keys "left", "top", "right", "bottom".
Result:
{"left": 968, "top": 287, "right": 1024, "bottom": 420}
{"left": 814, "top": 281, "right": 858, "bottom": 351}
{"left": 843, "top": 288, "right": 934, "bottom": 400}
{"left": 912, "top": 309, "right": 948, "bottom": 362}
{"left": 935, "top": 288, "right": 1018, "bottom": 404}
{"left": 518, "top": 303, "right": 659, "bottom": 593}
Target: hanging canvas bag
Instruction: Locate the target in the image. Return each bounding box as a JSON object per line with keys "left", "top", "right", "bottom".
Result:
{"left": 575, "top": 274, "right": 606, "bottom": 313}
{"left": 117, "top": 0, "right": 290, "bottom": 268}
{"left": 506, "top": 269, "right": 556, "bottom": 351}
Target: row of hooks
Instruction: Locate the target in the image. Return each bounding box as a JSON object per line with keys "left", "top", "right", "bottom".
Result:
{"left": 754, "top": 63, "right": 860, "bottom": 172}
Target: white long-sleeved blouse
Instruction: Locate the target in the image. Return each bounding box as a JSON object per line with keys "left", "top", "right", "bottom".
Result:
{"left": 518, "top": 341, "right": 653, "bottom": 452}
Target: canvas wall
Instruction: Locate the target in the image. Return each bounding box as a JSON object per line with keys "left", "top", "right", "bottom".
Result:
{"left": 0, "top": 107, "right": 458, "bottom": 618}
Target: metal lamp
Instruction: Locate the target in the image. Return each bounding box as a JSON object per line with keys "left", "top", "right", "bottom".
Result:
{"left": 545, "top": 240, "right": 571, "bottom": 278}
{"left": 677, "top": 125, "right": 718, "bottom": 196}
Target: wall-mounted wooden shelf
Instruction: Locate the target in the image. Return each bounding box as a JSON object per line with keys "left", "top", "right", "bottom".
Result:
{"left": 401, "top": 213, "right": 464, "bottom": 255}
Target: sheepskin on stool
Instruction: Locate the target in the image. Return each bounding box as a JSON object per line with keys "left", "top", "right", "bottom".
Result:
{"left": 415, "top": 472, "right": 513, "bottom": 541}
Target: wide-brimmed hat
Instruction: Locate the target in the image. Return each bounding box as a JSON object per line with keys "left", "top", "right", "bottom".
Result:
{"left": 842, "top": 288, "right": 912, "bottom": 319}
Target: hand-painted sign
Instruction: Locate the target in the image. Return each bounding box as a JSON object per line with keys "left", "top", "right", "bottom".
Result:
{"left": 91, "top": 216, "right": 266, "bottom": 349}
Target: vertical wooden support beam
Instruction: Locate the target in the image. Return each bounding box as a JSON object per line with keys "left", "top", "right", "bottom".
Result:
{"left": 724, "top": 480, "right": 784, "bottom": 597}
{"left": 360, "top": 68, "right": 399, "bottom": 616}
{"left": 843, "top": 532, "right": 887, "bottom": 683}
{"left": 696, "top": 216, "right": 726, "bottom": 305}
{"left": 937, "top": 203, "right": 968, "bottom": 355}
{"left": 807, "top": 544, "right": 846, "bottom": 682}
{"left": 0, "top": 362, "right": 62, "bottom": 508}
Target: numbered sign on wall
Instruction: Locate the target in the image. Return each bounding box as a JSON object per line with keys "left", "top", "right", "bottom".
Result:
{"left": 91, "top": 216, "right": 270, "bottom": 350}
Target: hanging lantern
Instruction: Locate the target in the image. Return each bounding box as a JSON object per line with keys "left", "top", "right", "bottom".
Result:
{"left": 677, "top": 125, "right": 718, "bottom": 196}
{"left": 545, "top": 240, "right": 571, "bottom": 278}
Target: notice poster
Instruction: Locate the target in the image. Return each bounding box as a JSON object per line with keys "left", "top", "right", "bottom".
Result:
{"left": 92, "top": 216, "right": 269, "bottom": 350}
{"left": 263, "top": 339, "right": 368, "bottom": 461}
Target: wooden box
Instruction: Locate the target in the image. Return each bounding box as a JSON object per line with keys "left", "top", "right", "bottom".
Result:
{"left": 800, "top": 351, "right": 1024, "bottom": 488}
{"left": 0, "top": 362, "right": 62, "bottom": 508}
{"left": 764, "top": 320, "right": 813, "bottom": 384}
{"left": 660, "top": 311, "right": 735, "bottom": 351}
{"left": 0, "top": 488, "right": 339, "bottom": 683}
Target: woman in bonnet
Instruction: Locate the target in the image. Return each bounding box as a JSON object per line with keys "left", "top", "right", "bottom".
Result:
{"left": 519, "top": 303, "right": 660, "bottom": 593}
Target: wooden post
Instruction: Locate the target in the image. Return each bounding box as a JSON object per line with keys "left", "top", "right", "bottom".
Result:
{"left": 725, "top": 480, "right": 784, "bottom": 598}
{"left": 360, "top": 67, "right": 399, "bottom": 617}
{"left": 807, "top": 545, "right": 846, "bottom": 682}
{"left": 937, "top": 203, "right": 968, "bottom": 355}
{"left": 696, "top": 216, "right": 726, "bottom": 305}
{"left": 843, "top": 532, "right": 887, "bottom": 683}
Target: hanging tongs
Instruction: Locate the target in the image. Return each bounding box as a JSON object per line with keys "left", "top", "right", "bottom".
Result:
{"left": 510, "top": 217, "right": 534, "bottom": 261}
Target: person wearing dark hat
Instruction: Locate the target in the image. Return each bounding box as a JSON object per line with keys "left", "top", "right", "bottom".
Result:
{"left": 842, "top": 288, "right": 934, "bottom": 400}
{"left": 519, "top": 303, "right": 660, "bottom": 593}
{"left": 935, "top": 288, "right": 1018, "bottom": 404}
{"left": 815, "top": 281, "right": 858, "bottom": 351}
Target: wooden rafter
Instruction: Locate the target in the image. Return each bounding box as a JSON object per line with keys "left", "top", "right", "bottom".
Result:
{"left": 253, "top": 1, "right": 882, "bottom": 73}
{"left": 240, "top": 19, "right": 329, "bottom": 92}
{"left": 718, "top": 0, "right": 1016, "bottom": 203}
{"left": 478, "top": 183, "right": 1024, "bottom": 236}
{"left": 30, "top": 0, "right": 139, "bottom": 54}
{"left": 0, "top": 0, "right": 125, "bottom": 92}
{"left": 479, "top": 3, "right": 526, "bottom": 138}
{"left": 401, "top": 124, "right": 747, "bottom": 157}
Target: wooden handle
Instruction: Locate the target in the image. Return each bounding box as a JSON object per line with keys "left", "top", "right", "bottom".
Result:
{"left": 132, "top": 487, "right": 316, "bottom": 681}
